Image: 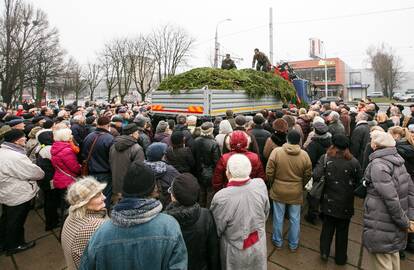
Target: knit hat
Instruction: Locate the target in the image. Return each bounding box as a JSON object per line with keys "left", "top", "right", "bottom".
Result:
{"left": 272, "top": 118, "right": 288, "bottom": 133}
{"left": 111, "top": 115, "right": 123, "bottom": 123}
{"left": 146, "top": 142, "right": 167, "bottom": 161}
{"left": 332, "top": 134, "right": 349, "bottom": 150}
{"left": 169, "top": 173, "right": 200, "bottom": 206}
{"left": 219, "top": 120, "right": 233, "bottom": 134}
{"left": 230, "top": 130, "right": 248, "bottom": 151}
{"left": 123, "top": 162, "right": 156, "bottom": 197}
{"left": 200, "top": 122, "right": 214, "bottom": 136}
{"left": 66, "top": 176, "right": 107, "bottom": 211}
{"left": 97, "top": 116, "right": 110, "bottom": 126}
{"left": 122, "top": 123, "right": 139, "bottom": 135}
{"left": 235, "top": 115, "right": 246, "bottom": 126}
{"left": 134, "top": 115, "right": 148, "bottom": 128}
{"left": 37, "top": 130, "right": 54, "bottom": 145}
{"left": 314, "top": 122, "right": 329, "bottom": 135}
{"left": 4, "top": 129, "right": 25, "bottom": 143}
{"left": 42, "top": 119, "right": 54, "bottom": 129}
{"left": 253, "top": 115, "right": 265, "bottom": 125}
{"left": 0, "top": 125, "right": 12, "bottom": 139}
{"left": 287, "top": 130, "right": 301, "bottom": 145}
{"left": 86, "top": 116, "right": 96, "bottom": 125}
{"left": 371, "top": 130, "right": 396, "bottom": 148}
{"left": 156, "top": 120, "right": 169, "bottom": 133}
{"left": 7, "top": 118, "right": 24, "bottom": 127}
{"left": 171, "top": 131, "right": 184, "bottom": 146}
{"left": 227, "top": 154, "right": 252, "bottom": 180}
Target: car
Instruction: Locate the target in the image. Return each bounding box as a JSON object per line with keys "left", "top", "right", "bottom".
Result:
{"left": 393, "top": 92, "right": 404, "bottom": 101}
{"left": 367, "top": 91, "right": 383, "bottom": 98}
{"left": 399, "top": 93, "right": 414, "bottom": 102}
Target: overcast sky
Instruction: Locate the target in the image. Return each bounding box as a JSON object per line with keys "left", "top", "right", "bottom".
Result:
{"left": 34, "top": 0, "right": 414, "bottom": 71}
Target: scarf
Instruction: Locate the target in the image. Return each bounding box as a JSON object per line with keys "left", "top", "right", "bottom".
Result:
{"left": 111, "top": 197, "right": 162, "bottom": 227}
{"left": 2, "top": 142, "right": 26, "bottom": 155}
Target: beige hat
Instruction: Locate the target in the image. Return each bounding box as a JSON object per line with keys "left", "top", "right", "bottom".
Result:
{"left": 227, "top": 153, "right": 252, "bottom": 181}
{"left": 66, "top": 177, "right": 107, "bottom": 212}
{"left": 371, "top": 130, "right": 396, "bottom": 148}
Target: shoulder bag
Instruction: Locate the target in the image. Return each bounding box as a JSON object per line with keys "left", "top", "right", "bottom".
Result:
{"left": 309, "top": 154, "right": 328, "bottom": 200}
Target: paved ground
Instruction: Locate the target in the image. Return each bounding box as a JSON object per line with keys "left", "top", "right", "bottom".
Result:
{"left": 1, "top": 198, "right": 413, "bottom": 270}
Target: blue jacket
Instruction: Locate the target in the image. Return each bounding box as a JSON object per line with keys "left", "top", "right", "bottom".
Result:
{"left": 82, "top": 128, "right": 114, "bottom": 174}
{"left": 79, "top": 213, "right": 188, "bottom": 270}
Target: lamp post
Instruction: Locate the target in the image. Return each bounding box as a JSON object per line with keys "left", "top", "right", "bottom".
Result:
{"left": 321, "top": 41, "right": 328, "bottom": 97}
{"left": 214, "top": 18, "right": 231, "bottom": 68}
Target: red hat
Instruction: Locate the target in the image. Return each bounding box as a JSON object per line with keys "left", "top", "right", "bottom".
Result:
{"left": 230, "top": 131, "right": 248, "bottom": 152}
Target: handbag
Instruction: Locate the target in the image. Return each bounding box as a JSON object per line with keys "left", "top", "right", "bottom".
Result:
{"left": 81, "top": 134, "right": 102, "bottom": 176}
{"left": 309, "top": 154, "right": 328, "bottom": 200}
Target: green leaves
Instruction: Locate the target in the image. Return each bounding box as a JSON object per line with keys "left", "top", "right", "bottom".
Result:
{"left": 157, "top": 68, "right": 296, "bottom": 102}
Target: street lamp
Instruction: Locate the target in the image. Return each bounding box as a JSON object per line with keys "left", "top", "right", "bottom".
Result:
{"left": 214, "top": 18, "right": 231, "bottom": 68}
{"left": 321, "top": 41, "right": 328, "bottom": 97}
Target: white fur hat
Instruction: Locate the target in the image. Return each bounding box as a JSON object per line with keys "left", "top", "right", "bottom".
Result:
{"left": 227, "top": 153, "right": 252, "bottom": 180}
{"left": 53, "top": 128, "right": 72, "bottom": 142}
{"left": 371, "top": 130, "right": 396, "bottom": 148}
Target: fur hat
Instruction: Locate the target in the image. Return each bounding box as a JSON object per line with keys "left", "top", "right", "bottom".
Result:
{"left": 272, "top": 119, "right": 288, "bottom": 133}
{"left": 314, "top": 122, "right": 329, "bottom": 135}
{"left": 66, "top": 176, "right": 106, "bottom": 212}
{"left": 200, "top": 122, "right": 214, "bottom": 136}
{"left": 123, "top": 162, "right": 155, "bottom": 198}
{"left": 235, "top": 115, "right": 246, "bottom": 126}
{"left": 227, "top": 154, "right": 252, "bottom": 180}
{"left": 156, "top": 121, "right": 169, "bottom": 133}
{"left": 332, "top": 134, "right": 349, "bottom": 150}
{"left": 371, "top": 130, "right": 396, "bottom": 148}
{"left": 187, "top": 115, "right": 197, "bottom": 126}
{"left": 122, "top": 124, "right": 139, "bottom": 135}
{"left": 169, "top": 173, "right": 200, "bottom": 206}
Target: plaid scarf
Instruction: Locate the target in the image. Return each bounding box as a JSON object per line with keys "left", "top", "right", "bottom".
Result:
{"left": 111, "top": 197, "right": 162, "bottom": 227}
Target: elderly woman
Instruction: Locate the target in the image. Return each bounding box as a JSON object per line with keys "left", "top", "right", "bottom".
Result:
{"left": 61, "top": 177, "right": 107, "bottom": 270}
{"left": 363, "top": 130, "right": 414, "bottom": 270}
{"left": 215, "top": 120, "right": 233, "bottom": 154}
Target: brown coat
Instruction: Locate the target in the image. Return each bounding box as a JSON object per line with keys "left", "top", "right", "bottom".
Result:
{"left": 266, "top": 143, "right": 312, "bottom": 205}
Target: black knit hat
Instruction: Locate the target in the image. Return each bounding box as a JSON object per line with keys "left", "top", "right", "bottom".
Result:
{"left": 332, "top": 134, "right": 350, "bottom": 150}
{"left": 314, "top": 122, "right": 329, "bottom": 135}
{"left": 42, "top": 119, "right": 54, "bottom": 129}
{"left": 170, "top": 173, "right": 200, "bottom": 206}
{"left": 4, "top": 129, "right": 25, "bottom": 143}
{"left": 122, "top": 123, "right": 139, "bottom": 135}
{"left": 122, "top": 162, "right": 156, "bottom": 198}
{"left": 287, "top": 130, "right": 301, "bottom": 145}
{"left": 37, "top": 131, "right": 54, "bottom": 145}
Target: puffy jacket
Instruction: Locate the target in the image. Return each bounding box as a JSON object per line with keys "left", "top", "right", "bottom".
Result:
{"left": 109, "top": 135, "right": 145, "bottom": 194}
{"left": 266, "top": 143, "right": 312, "bottom": 205}
{"left": 165, "top": 146, "right": 195, "bottom": 173}
{"left": 0, "top": 142, "right": 44, "bottom": 206}
{"left": 313, "top": 154, "right": 362, "bottom": 219}
{"left": 363, "top": 147, "right": 414, "bottom": 253}
{"left": 165, "top": 203, "right": 220, "bottom": 270}
{"left": 249, "top": 126, "right": 271, "bottom": 165}
{"left": 192, "top": 136, "right": 221, "bottom": 184}
{"left": 71, "top": 123, "right": 88, "bottom": 147}
{"left": 350, "top": 122, "right": 370, "bottom": 165}
{"left": 82, "top": 128, "right": 114, "bottom": 174}
{"left": 51, "top": 141, "right": 81, "bottom": 189}
{"left": 305, "top": 134, "right": 332, "bottom": 168}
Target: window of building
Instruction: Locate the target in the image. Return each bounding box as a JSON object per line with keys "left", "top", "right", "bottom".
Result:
{"left": 350, "top": 72, "right": 362, "bottom": 85}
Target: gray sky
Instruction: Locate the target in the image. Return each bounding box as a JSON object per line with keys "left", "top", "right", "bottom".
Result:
{"left": 34, "top": 0, "right": 414, "bottom": 71}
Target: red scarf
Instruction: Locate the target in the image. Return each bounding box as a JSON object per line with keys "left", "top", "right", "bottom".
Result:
{"left": 226, "top": 178, "right": 250, "bottom": 187}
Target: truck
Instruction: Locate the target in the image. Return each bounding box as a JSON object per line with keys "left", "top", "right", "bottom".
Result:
{"left": 150, "top": 78, "right": 311, "bottom": 117}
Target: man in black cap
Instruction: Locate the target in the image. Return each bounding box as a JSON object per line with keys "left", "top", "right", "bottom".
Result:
{"left": 165, "top": 173, "right": 220, "bottom": 270}
{"left": 80, "top": 162, "right": 187, "bottom": 269}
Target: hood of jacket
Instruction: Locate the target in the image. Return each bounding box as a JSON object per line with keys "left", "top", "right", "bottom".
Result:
{"left": 282, "top": 143, "right": 301, "bottom": 156}
{"left": 270, "top": 132, "right": 287, "bottom": 146}
{"left": 396, "top": 139, "right": 414, "bottom": 159}
{"left": 311, "top": 133, "right": 332, "bottom": 148}
{"left": 164, "top": 202, "right": 201, "bottom": 227}
{"left": 144, "top": 160, "right": 167, "bottom": 177}
{"left": 38, "top": 145, "right": 52, "bottom": 160}
{"left": 51, "top": 141, "right": 71, "bottom": 156}
{"left": 369, "top": 147, "right": 404, "bottom": 166}
{"left": 114, "top": 135, "right": 137, "bottom": 152}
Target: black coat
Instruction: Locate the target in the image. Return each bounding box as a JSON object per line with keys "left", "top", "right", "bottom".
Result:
{"left": 82, "top": 128, "right": 114, "bottom": 174}
{"left": 305, "top": 135, "right": 332, "bottom": 168}
{"left": 313, "top": 155, "right": 362, "bottom": 219}
{"left": 192, "top": 136, "right": 221, "bottom": 182}
{"left": 361, "top": 142, "right": 374, "bottom": 172}
{"left": 350, "top": 122, "right": 371, "bottom": 165}
{"left": 174, "top": 124, "right": 194, "bottom": 148}
{"left": 165, "top": 203, "right": 220, "bottom": 270}
{"left": 71, "top": 123, "right": 88, "bottom": 147}
{"left": 249, "top": 126, "right": 271, "bottom": 165}
{"left": 378, "top": 120, "right": 394, "bottom": 132}
{"left": 165, "top": 146, "right": 195, "bottom": 174}
{"left": 396, "top": 139, "right": 414, "bottom": 176}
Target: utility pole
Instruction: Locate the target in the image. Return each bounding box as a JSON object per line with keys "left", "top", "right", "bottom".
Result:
{"left": 214, "top": 19, "right": 231, "bottom": 68}
{"left": 269, "top": 7, "right": 274, "bottom": 64}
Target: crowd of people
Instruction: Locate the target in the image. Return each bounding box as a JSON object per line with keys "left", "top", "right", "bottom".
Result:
{"left": 0, "top": 98, "right": 413, "bottom": 270}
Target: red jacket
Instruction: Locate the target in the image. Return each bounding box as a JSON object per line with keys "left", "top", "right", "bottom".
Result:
{"left": 212, "top": 150, "right": 265, "bottom": 192}
{"left": 51, "top": 141, "right": 81, "bottom": 189}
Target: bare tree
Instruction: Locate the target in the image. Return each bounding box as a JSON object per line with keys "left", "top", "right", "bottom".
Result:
{"left": 84, "top": 62, "right": 102, "bottom": 101}
{"left": 367, "top": 43, "right": 404, "bottom": 98}
{"left": 63, "top": 57, "right": 86, "bottom": 103}
{"left": 130, "top": 35, "right": 156, "bottom": 101}
{"left": 148, "top": 24, "right": 194, "bottom": 82}
{"left": 99, "top": 49, "right": 118, "bottom": 102}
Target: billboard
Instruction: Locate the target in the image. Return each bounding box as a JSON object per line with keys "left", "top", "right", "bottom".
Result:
{"left": 309, "top": 38, "right": 322, "bottom": 59}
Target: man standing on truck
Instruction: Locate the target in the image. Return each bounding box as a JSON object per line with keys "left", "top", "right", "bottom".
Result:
{"left": 221, "top": 54, "right": 237, "bottom": 70}
{"left": 252, "top": 48, "right": 271, "bottom": 72}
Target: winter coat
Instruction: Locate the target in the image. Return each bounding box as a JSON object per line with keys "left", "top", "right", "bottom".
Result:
{"left": 138, "top": 128, "right": 151, "bottom": 151}
{"left": 340, "top": 113, "right": 351, "bottom": 137}
{"left": 0, "top": 142, "right": 44, "bottom": 206}
{"left": 296, "top": 115, "right": 311, "bottom": 142}
{"left": 313, "top": 155, "right": 362, "bottom": 219}
{"left": 82, "top": 128, "right": 114, "bottom": 175}
{"left": 165, "top": 146, "right": 195, "bottom": 173}
{"left": 174, "top": 124, "right": 194, "bottom": 148}
{"left": 26, "top": 126, "right": 42, "bottom": 162}
{"left": 249, "top": 126, "right": 271, "bottom": 165}
{"left": 305, "top": 134, "right": 332, "bottom": 168}
{"left": 328, "top": 120, "right": 346, "bottom": 137}
{"left": 109, "top": 135, "right": 145, "bottom": 194}
{"left": 363, "top": 147, "right": 414, "bottom": 253}
{"left": 397, "top": 139, "right": 414, "bottom": 176}
{"left": 192, "top": 136, "right": 221, "bottom": 187}
{"left": 350, "top": 122, "right": 370, "bottom": 165}
{"left": 61, "top": 210, "right": 107, "bottom": 270}
{"left": 165, "top": 203, "right": 220, "bottom": 270}
{"left": 154, "top": 132, "right": 170, "bottom": 143}
{"left": 266, "top": 143, "right": 312, "bottom": 205}
{"left": 210, "top": 178, "right": 270, "bottom": 270}
{"left": 144, "top": 161, "right": 179, "bottom": 206}
{"left": 361, "top": 142, "right": 374, "bottom": 172}
{"left": 213, "top": 150, "right": 265, "bottom": 192}
{"left": 36, "top": 145, "right": 55, "bottom": 191}
{"left": 263, "top": 132, "right": 286, "bottom": 160}
{"left": 51, "top": 141, "right": 81, "bottom": 189}
{"left": 71, "top": 123, "right": 88, "bottom": 147}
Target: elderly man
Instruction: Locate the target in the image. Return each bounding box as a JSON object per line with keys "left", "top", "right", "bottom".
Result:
{"left": 211, "top": 154, "right": 269, "bottom": 270}
{"left": 327, "top": 111, "right": 345, "bottom": 137}
{"left": 350, "top": 112, "right": 371, "bottom": 165}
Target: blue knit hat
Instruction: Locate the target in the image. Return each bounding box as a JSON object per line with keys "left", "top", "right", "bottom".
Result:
{"left": 146, "top": 142, "right": 167, "bottom": 162}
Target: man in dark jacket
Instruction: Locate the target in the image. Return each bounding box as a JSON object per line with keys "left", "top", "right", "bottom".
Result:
{"left": 191, "top": 122, "right": 221, "bottom": 208}
{"left": 165, "top": 131, "right": 195, "bottom": 174}
{"left": 165, "top": 173, "right": 220, "bottom": 270}
{"left": 326, "top": 111, "right": 345, "bottom": 137}
{"left": 221, "top": 54, "right": 237, "bottom": 70}
{"left": 350, "top": 112, "right": 371, "bottom": 165}
{"left": 249, "top": 114, "right": 271, "bottom": 166}
{"left": 306, "top": 122, "right": 332, "bottom": 168}
{"left": 133, "top": 115, "right": 151, "bottom": 151}
{"left": 82, "top": 116, "right": 114, "bottom": 208}
{"left": 174, "top": 114, "right": 194, "bottom": 148}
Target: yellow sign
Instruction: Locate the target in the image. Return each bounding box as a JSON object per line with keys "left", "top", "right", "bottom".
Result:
{"left": 318, "top": 60, "right": 335, "bottom": 66}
